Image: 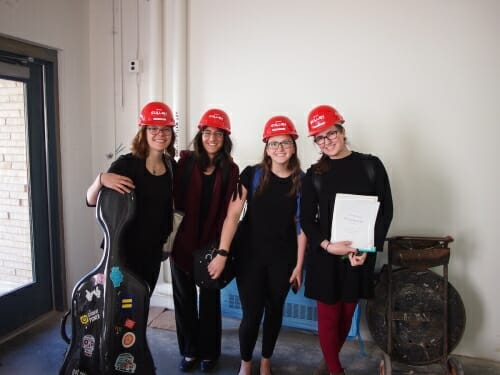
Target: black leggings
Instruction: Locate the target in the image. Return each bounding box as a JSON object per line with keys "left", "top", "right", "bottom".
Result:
{"left": 237, "top": 259, "right": 292, "bottom": 361}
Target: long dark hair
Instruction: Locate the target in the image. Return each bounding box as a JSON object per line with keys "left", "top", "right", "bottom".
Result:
{"left": 256, "top": 138, "right": 301, "bottom": 197}
{"left": 192, "top": 127, "right": 233, "bottom": 171}
{"left": 131, "top": 126, "right": 177, "bottom": 158}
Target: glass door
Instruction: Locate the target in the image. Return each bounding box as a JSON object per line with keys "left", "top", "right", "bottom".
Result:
{"left": 0, "top": 44, "right": 62, "bottom": 337}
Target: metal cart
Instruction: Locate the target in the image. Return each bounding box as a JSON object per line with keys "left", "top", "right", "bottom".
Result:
{"left": 366, "top": 236, "right": 466, "bottom": 375}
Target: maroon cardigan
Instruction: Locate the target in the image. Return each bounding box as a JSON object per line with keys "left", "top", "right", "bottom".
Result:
{"left": 170, "top": 151, "right": 239, "bottom": 273}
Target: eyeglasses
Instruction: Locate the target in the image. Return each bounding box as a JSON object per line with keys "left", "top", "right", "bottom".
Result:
{"left": 313, "top": 130, "right": 338, "bottom": 145}
{"left": 147, "top": 126, "right": 172, "bottom": 136}
{"left": 267, "top": 140, "right": 294, "bottom": 150}
{"left": 201, "top": 129, "right": 224, "bottom": 138}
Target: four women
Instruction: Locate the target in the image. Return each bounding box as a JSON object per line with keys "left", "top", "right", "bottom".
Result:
{"left": 88, "top": 103, "right": 393, "bottom": 375}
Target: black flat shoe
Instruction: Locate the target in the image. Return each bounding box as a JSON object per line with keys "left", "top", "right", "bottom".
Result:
{"left": 201, "top": 359, "right": 217, "bottom": 372}
{"left": 179, "top": 357, "right": 198, "bottom": 372}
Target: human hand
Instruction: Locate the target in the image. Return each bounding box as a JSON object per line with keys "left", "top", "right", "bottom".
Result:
{"left": 326, "top": 241, "right": 357, "bottom": 256}
{"left": 207, "top": 253, "right": 227, "bottom": 280}
{"left": 101, "top": 172, "right": 135, "bottom": 194}
{"left": 289, "top": 267, "right": 302, "bottom": 293}
{"left": 348, "top": 251, "right": 367, "bottom": 267}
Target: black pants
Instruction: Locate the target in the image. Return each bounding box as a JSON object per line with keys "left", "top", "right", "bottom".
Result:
{"left": 126, "top": 247, "right": 162, "bottom": 296}
{"left": 237, "top": 258, "right": 292, "bottom": 361}
{"left": 170, "top": 261, "right": 222, "bottom": 360}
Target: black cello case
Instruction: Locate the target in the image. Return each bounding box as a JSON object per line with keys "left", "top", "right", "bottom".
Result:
{"left": 59, "top": 188, "right": 155, "bottom": 375}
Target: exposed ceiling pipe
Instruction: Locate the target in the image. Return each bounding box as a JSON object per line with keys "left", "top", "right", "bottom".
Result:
{"left": 164, "top": 0, "right": 188, "bottom": 152}
{"left": 148, "top": 0, "right": 163, "bottom": 101}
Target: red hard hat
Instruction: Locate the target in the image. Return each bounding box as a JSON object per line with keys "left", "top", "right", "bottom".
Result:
{"left": 138, "top": 101, "right": 175, "bottom": 126}
{"left": 198, "top": 109, "right": 231, "bottom": 133}
{"left": 262, "top": 115, "right": 298, "bottom": 142}
{"left": 307, "top": 105, "right": 344, "bottom": 136}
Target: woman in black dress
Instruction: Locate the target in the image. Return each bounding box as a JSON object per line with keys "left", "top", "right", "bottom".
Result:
{"left": 300, "top": 105, "right": 393, "bottom": 375}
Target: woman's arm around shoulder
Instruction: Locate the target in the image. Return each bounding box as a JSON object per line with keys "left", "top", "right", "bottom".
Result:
{"left": 86, "top": 154, "right": 136, "bottom": 206}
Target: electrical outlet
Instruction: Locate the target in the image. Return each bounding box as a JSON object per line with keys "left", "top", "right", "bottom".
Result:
{"left": 128, "top": 59, "right": 140, "bottom": 73}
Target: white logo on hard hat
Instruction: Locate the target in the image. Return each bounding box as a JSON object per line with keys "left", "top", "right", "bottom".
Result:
{"left": 270, "top": 120, "right": 287, "bottom": 132}
{"left": 310, "top": 114, "right": 326, "bottom": 129}
{"left": 151, "top": 109, "right": 167, "bottom": 121}
{"left": 208, "top": 113, "right": 224, "bottom": 122}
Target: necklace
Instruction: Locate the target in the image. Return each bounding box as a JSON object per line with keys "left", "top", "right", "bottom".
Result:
{"left": 147, "top": 159, "right": 164, "bottom": 176}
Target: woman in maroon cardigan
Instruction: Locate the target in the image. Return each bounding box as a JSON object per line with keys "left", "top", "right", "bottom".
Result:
{"left": 170, "top": 108, "right": 239, "bottom": 373}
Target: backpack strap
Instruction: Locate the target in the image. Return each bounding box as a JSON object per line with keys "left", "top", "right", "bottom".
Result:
{"left": 295, "top": 172, "right": 304, "bottom": 235}
{"left": 164, "top": 154, "right": 174, "bottom": 183}
{"left": 249, "top": 165, "right": 263, "bottom": 200}
{"left": 361, "top": 153, "right": 376, "bottom": 186}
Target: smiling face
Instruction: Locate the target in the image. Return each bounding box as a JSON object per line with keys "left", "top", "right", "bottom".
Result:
{"left": 265, "top": 134, "right": 295, "bottom": 166}
{"left": 201, "top": 126, "right": 225, "bottom": 158}
{"left": 313, "top": 125, "right": 349, "bottom": 159}
{"left": 146, "top": 126, "right": 172, "bottom": 153}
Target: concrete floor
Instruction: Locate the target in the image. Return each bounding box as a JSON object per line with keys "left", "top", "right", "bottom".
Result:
{"left": 1, "top": 311, "right": 499, "bottom": 375}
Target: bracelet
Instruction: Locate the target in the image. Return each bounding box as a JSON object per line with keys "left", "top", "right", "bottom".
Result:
{"left": 99, "top": 173, "right": 103, "bottom": 186}
{"left": 215, "top": 249, "right": 229, "bottom": 257}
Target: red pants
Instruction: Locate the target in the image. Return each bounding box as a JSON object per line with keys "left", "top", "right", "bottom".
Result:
{"left": 317, "top": 300, "right": 357, "bottom": 374}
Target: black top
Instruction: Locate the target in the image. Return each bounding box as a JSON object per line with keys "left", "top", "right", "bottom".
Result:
{"left": 107, "top": 153, "right": 173, "bottom": 279}
{"left": 300, "top": 151, "right": 393, "bottom": 303}
{"left": 240, "top": 166, "right": 298, "bottom": 266}
{"left": 199, "top": 172, "right": 216, "bottom": 240}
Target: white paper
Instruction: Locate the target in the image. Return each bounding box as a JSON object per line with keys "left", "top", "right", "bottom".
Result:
{"left": 331, "top": 193, "right": 380, "bottom": 250}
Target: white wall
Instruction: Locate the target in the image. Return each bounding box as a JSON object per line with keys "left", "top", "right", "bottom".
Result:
{"left": 189, "top": 0, "right": 500, "bottom": 361}
{"left": 0, "top": 0, "right": 95, "bottom": 299}
{"left": 2, "top": 0, "right": 499, "bottom": 362}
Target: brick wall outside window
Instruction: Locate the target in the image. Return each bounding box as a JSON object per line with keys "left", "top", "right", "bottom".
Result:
{"left": 0, "top": 78, "right": 32, "bottom": 293}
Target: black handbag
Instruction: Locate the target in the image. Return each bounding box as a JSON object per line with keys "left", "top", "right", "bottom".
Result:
{"left": 193, "top": 241, "right": 236, "bottom": 289}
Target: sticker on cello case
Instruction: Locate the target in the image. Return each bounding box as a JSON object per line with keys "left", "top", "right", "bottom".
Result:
{"left": 85, "top": 286, "right": 102, "bottom": 301}
{"left": 124, "top": 318, "right": 136, "bottom": 329}
{"left": 114, "top": 325, "right": 123, "bottom": 335}
{"left": 120, "top": 295, "right": 135, "bottom": 310}
{"left": 114, "top": 353, "right": 137, "bottom": 373}
{"left": 110, "top": 266, "right": 124, "bottom": 287}
{"left": 80, "top": 309, "right": 100, "bottom": 326}
{"left": 93, "top": 273, "right": 105, "bottom": 285}
{"left": 82, "top": 334, "right": 95, "bottom": 357}
{"left": 122, "top": 332, "right": 136, "bottom": 348}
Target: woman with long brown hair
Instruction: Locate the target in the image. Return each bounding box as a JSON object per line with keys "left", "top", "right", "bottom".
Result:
{"left": 86, "top": 101, "right": 176, "bottom": 294}
{"left": 214, "top": 116, "right": 306, "bottom": 375}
